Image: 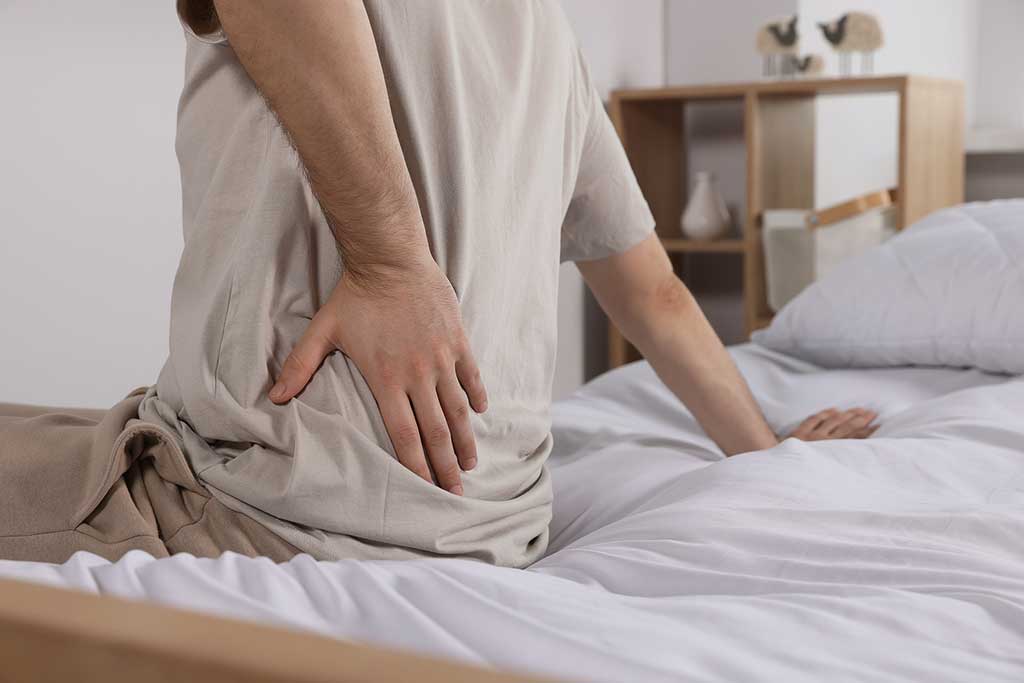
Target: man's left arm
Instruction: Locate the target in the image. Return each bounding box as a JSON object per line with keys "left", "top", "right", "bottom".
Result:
{"left": 577, "top": 234, "right": 876, "bottom": 456}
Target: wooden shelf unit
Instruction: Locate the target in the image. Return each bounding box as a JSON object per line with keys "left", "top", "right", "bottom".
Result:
{"left": 607, "top": 75, "right": 965, "bottom": 369}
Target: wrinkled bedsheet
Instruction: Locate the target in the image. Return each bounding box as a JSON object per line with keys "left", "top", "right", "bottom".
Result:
{"left": 2, "top": 345, "right": 1022, "bottom": 682}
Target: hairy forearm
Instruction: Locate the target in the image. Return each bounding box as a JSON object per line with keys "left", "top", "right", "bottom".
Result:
{"left": 213, "top": 0, "right": 430, "bottom": 285}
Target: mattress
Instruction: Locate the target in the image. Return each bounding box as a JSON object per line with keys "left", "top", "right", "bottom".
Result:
{"left": 2, "top": 344, "right": 1023, "bottom": 682}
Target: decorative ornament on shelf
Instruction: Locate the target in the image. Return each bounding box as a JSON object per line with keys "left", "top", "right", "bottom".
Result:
{"left": 819, "top": 12, "right": 884, "bottom": 76}
{"left": 791, "top": 54, "right": 825, "bottom": 77}
{"left": 756, "top": 15, "right": 799, "bottom": 78}
{"left": 681, "top": 172, "right": 731, "bottom": 242}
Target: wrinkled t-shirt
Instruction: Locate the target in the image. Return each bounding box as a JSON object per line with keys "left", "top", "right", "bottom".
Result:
{"left": 139, "top": 0, "right": 655, "bottom": 567}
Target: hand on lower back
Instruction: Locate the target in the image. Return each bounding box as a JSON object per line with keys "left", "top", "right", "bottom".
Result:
{"left": 269, "top": 259, "right": 488, "bottom": 496}
{"left": 787, "top": 408, "right": 879, "bottom": 441}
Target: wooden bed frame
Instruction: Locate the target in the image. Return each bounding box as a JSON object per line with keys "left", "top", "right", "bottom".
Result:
{"left": 0, "top": 578, "right": 554, "bottom": 683}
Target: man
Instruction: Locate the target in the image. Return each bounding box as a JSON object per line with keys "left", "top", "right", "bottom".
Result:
{"left": 0, "top": 0, "right": 874, "bottom": 566}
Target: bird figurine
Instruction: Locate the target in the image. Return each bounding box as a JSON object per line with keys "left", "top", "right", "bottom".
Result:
{"left": 819, "top": 12, "right": 884, "bottom": 75}
{"left": 791, "top": 54, "right": 825, "bottom": 78}
{"left": 756, "top": 16, "right": 799, "bottom": 78}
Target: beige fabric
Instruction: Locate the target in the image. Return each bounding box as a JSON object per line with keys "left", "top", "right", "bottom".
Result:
{"left": 139, "top": 1, "right": 655, "bottom": 567}
{"left": 0, "top": 393, "right": 299, "bottom": 564}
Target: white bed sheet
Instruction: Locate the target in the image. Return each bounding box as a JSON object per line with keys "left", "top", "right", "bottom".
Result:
{"left": 2, "top": 344, "right": 1023, "bottom": 682}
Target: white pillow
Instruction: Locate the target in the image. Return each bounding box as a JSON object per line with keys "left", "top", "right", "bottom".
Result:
{"left": 753, "top": 200, "right": 1024, "bottom": 374}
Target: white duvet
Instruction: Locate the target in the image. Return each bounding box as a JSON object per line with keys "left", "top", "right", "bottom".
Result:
{"left": 3, "top": 345, "right": 1023, "bottom": 682}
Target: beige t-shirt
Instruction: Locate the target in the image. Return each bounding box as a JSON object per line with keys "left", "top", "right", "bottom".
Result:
{"left": 139, "top": 0, "right": 654, "bottom": 567}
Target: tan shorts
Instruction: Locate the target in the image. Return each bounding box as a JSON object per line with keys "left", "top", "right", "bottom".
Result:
{"left": 0, "top": 390, "right": 298, "bottom": 564}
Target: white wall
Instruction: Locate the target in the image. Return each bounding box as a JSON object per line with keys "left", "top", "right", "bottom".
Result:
{"left": 963, "top": 0, "right": 1023, "bottom": 204}
{"left": 0, "top": 2, "right": 184, "bottom": 407}
{"left": 800, "top": 0, "right": 979, "bottom": 207}
{"left": 561, "top": 0, "right": 666, "bottom": 101}
{"left": 974, "top": 0, "right": 1024, "bottom": 129}
{"left": 667, "top": 0, "right": 797, "bottom": 85}
{"left": 554, "top": 0, "right": 665, "bottom": 398}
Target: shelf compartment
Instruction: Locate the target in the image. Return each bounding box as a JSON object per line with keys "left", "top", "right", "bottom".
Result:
{"left": 661, "top": 238, "right": 746, "bottom": 253}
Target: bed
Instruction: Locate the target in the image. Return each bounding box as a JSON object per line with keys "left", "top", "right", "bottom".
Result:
{"left": 2, "top": 202, "right": 1023, "bottom": 681}
{"left": 2, "top": 342, "right": 1022, "bottom": 681}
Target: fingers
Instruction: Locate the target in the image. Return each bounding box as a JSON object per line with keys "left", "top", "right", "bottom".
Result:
{"left": 376, "top": 390, "right": 432, "bottom": 483}
{"left": 829, "top": 409, "right": 878, "bottom": 438}
{"left": 270, "top": 316, "right": 334, "bottom": 403}
{"left": 789, "top": 407, "right": 880, "bottom": 441}
{"left": 791, "top": 409, "right": 833, "bottom": 440}
{"left": 410, "top": 386, "right": 463, "bottom": 496}
{"left": 379, "top": 374, "right": 476, "bottom": 495}
{"left": 850, "top": 424, "right": 880, "bottom": 439}
{"left": 438, "top": 374, "right": 478, "bottom": 472}
{"left": 270, "top": 307, "right": 482, "bottom": 495}
{"left": 455, "top": 352, "right": 488, "bottom": 413}
{"left": 815, "top": 408, "right": 855, "bottom": 436}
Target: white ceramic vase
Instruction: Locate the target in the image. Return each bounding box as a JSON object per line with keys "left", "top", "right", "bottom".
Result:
{"left": 681, "top": 172, "right": 731, "bottom": 241}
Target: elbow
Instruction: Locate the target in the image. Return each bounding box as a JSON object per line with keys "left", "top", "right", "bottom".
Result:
{"left": 647, "top": 273, "right": 699, "bottom": 319}
{"left": 627, "top": 274, "right": 702, "bottom": 346}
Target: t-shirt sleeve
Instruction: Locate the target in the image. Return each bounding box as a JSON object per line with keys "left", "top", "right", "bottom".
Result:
{"left": 176, "top": 0, "right": 228, "bottom": 45}
{"left": 559, "top": 51, "right": 655, "bottom": 263}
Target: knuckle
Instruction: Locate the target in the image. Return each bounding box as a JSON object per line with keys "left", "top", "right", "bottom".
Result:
{"left": 282, "top": 354, "right": 306, "bottom": 373}
{"left": 433, "top": 461, "right": 461, "bottom": 483}
{"left": 425, "top": 423, "right": 451, "bottom": 446}
{"left": 392, "top": 423, "right": 421, "bottom": 450}
{"left": 431, "top": 343, "right": 452, "bottom": 367}
{"left": 374, "top": 362, "right": 398, "bottom": 387}
{"left": 449, "top": 402, "right": 470, "bottom": 421}
{"left": 409, "top": 357, "right": 433, "bottom": 380}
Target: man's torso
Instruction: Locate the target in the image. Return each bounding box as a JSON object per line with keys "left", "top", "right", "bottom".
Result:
{"left": 140, "top": 0, "right": 595, "bottom": 566}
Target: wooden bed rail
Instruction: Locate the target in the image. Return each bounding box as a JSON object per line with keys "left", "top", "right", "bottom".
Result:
{"left": 0, "top": 577, "right": 554, "bottom": 683}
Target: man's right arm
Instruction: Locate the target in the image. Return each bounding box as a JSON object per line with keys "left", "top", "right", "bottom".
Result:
{"left": 209, "top": 0, "right": 486, "bottom": 496}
